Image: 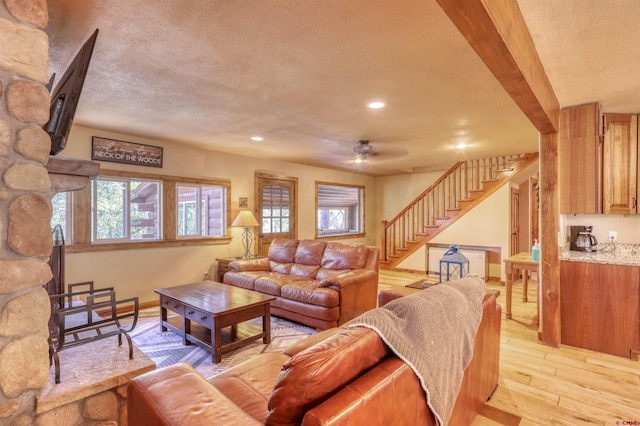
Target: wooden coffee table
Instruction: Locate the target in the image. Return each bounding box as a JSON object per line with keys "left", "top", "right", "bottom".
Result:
{"left": 155, "top": 281, "right": 275, "bottom": 363}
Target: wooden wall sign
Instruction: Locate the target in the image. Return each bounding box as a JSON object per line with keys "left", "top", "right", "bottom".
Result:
{"left": 92, "top": 137, "right": 163, "bottom": 168}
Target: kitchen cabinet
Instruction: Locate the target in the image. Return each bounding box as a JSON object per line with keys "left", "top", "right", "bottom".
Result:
{"left": 560, "top": 261, "right": 640, "bottom": 358}
{"left": 558, "top": 103, "right": 601, "bottom": 214}
{"left": 602, "top": 113, "right": 638, "bottom": 214}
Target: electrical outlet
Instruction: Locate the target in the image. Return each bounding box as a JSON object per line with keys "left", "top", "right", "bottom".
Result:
{"left": 608, "top": 231, "right": 617, "bottom": 241}
{"left": 203, "top": 272, "right": 210, "bottom": 280}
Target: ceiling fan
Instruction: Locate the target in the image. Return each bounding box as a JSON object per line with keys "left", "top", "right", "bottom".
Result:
{"left": 353, "top": 140, "right": 377, "bottom": 163}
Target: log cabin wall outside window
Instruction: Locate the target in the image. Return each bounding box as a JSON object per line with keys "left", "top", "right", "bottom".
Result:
{"left": 315, "top": 181, "right": 365, "bottom": 239}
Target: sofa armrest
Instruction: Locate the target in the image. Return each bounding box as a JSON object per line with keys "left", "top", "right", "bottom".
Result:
{"left": 283, "top": 327, "right": 343, "bottom": 356}
{"left": 228, "top": 257, "right": 270, "bottom": 272}
{"left": 318, "top": 269, "right": 377, "bottom": 289}
{"left": 319, "top": 269, "right": 379, "bottom": 326}
{"left": 128, "top": 363, "right": 261, "bottom": 426}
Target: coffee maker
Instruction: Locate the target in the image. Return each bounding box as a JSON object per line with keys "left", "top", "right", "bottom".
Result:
{"left": 570, "top": 225, "right": 598, "bottom": 252}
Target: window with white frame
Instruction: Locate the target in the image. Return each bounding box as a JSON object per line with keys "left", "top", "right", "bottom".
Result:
{"left": 92, "top": 177, "right": 161, "bottom": 242}
{"left": 51, "top": 191, "right": 70, "bottom": 240}
{"left": 316, "top": 182, "right": 364, "bottom": 237}
{"left": 177, "top": 184, "right": 227, "bottom": 237}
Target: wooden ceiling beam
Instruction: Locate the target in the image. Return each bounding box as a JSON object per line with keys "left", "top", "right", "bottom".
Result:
{"left": 435, "top": 0, "right": 559, "bottom": 134}
{"left": 437, "top": 0, "right": 562, "bottom": 347}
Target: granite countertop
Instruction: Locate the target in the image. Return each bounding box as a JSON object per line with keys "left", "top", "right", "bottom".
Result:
{"left": 560, "top": 242, "right": 640, "bottom": 266}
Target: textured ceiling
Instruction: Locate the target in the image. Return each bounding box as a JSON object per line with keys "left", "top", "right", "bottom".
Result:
{"left": 45, "top": 1, "right": 640, "bottom": 176}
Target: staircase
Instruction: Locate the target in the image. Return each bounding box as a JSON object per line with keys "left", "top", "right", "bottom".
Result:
{"left": 380, "top": 152, "right": 539, "bottom": 269}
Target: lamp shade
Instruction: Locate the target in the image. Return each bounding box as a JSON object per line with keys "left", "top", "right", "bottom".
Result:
{"left": 232, "top": 210, "right": 259, "bottom": 227}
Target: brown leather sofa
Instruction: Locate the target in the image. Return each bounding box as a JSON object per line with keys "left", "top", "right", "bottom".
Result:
{"left": 222, "top": 238, "right": 379, "bottom": 330}
{"left": 128, "top": 291, "right": 501, "bottom": 426}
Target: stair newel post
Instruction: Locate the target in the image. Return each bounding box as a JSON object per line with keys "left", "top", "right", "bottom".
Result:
{"left": 408, "top": 208, "right": 412, "bottom": 244}
{"left": 482, "top": 158, "right": 488, "bottom": 182}
{"left": 391, "top": 222, "right": 396, "bottom": 258}
{"left": 471, "top": 160, "right": 478, "bottom": 191}
{"left": 425, "top": 191, "right": 434, "bottom": 226}
{"left": 455, "top": 166, "right": 461, "bottom": 209}
{"left": 381, "top": 220, "right": 388, "bottom": 261}
{"left": 439, "top": 180, "right": 444, "bottom": 217}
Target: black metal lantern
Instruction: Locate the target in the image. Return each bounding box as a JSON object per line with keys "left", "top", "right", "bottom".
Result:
{"left": 439, "top": 244, "right": 469, "bottom": 282}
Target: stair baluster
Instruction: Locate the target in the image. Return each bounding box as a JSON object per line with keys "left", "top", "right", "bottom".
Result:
{"left": 380, "top": 152, "right": 538, "bottom": 267}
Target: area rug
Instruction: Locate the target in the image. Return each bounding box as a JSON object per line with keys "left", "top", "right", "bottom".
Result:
{"left": 128, "top": 310, "right": 315, "bottom": 379}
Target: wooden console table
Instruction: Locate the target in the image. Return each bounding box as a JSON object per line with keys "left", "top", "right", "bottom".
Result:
{"left": 503, "top": 252, "right": 539, "bottom": 320}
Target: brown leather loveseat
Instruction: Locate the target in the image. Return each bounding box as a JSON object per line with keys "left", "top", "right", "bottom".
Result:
{"left": 222, "top": 238, "right": 379, "bottom": 329}
{"left": 128, "top": 286, "right": 501, "bottom": 426}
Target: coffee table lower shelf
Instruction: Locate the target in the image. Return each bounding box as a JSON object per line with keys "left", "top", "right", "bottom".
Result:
{"left": 161, "top": 314, "right": 269, "bottom": 362}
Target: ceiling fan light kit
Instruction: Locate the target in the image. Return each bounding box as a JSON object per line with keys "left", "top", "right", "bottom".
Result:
{"left": 353, "top": 139, "right": 376, "bottom": 162}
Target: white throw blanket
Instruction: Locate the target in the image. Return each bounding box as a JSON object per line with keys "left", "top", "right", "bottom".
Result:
{"left": 346, "top": 275, "right": 485, "bottom": 426}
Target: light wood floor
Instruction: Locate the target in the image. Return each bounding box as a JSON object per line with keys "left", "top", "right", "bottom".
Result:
{"left": 378, "top": 270, "right": 640, "bottom": 425}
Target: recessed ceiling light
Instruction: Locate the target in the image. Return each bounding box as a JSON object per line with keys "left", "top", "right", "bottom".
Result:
{"left": 250, "top": 136, "right": 263, "bottom": 141}
{"left": 455, "top": 143, "right": 467, "bottom": 149}
{"left": 367, "top": 101, "right": 385, "bottom": 109}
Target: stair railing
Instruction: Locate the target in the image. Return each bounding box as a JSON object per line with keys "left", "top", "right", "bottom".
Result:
{"left": 381, "top": 154, "right": 525, "bottom": 262}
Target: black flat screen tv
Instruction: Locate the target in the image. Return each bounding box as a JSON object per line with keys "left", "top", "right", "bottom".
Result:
{"left": 45, "top": 29, "right": 98, "bottom": 155}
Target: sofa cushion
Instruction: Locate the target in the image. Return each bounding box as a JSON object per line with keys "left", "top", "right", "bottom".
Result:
{"left": 290, "top": 263, "right": 320, "bottom": 278}
{"left": 223, "top": 271, "right": 272, "bottom": 290}
{"left": 128, "top": 363, "right": 262, "bottom": 426}
{"left": 294, "top": 240, "right": 327, "bottom": 265}
{"left": 280, "top": 281, "right": 339, "bottom": 307}
{"left": 270, "top": 261, "right": 293, "bottom": 275}
{"left": 269, "top": 239, "right": 299, "bottom": 263}
{"left": 255, "top": 274, "right": 310, "bottom": 296}
{"left": 208, "top": 352, "right": 290, "bottom": 423}
{"left": 266, "top": 327, "right": 388, "bottom": 426}
{"left": 315, "top": 267, "right": 342, "bottom": 281}
{"left": 320, "top": 242, "right": 368, "bottom": 270}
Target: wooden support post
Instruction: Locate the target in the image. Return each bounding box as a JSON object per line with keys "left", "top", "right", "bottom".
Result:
{"left": 540, "top": 133, "right": 560, "bottom": 345}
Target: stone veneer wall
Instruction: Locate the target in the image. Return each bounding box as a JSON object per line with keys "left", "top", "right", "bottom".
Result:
{"left": 0, "top": 1, "right": 129, "bottom": 424}
{"left": 0, "top": 0, "right": 55, "bottom": 423}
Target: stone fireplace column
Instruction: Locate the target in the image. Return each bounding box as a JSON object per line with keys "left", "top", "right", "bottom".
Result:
{"left": 0, "top": 1, "right": 57, "bottom": 423}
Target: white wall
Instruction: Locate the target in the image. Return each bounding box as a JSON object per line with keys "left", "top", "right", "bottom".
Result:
{"left": 374, "top": 170, "right": 443, "bottom": 246}
{"left": 374, "top": 170, "right": 441, "bottom": 272}
{"left": 60, "top": 125, "right": 376, "bottom": 304}
{"left": 375, "top": 171, "right": 511, "bottom": 280}
{"left": 560, "top": 214, "right": 640, "bottom": 246}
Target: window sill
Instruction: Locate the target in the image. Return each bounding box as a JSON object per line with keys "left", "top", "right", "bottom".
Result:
{"left": 66, "top": 237, "right": 232, "bottom": 253}
{"left": 315, "top": 233, "right": 365, "bottom": 240}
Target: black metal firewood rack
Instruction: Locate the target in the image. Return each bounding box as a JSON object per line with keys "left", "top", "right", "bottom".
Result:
{"left": 48, "top": 281, "right": 139, "bottom": 384}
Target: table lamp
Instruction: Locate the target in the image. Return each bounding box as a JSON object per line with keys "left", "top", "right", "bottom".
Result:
{"left": 231, "top": 210, "right": 260, "bottom": 259}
